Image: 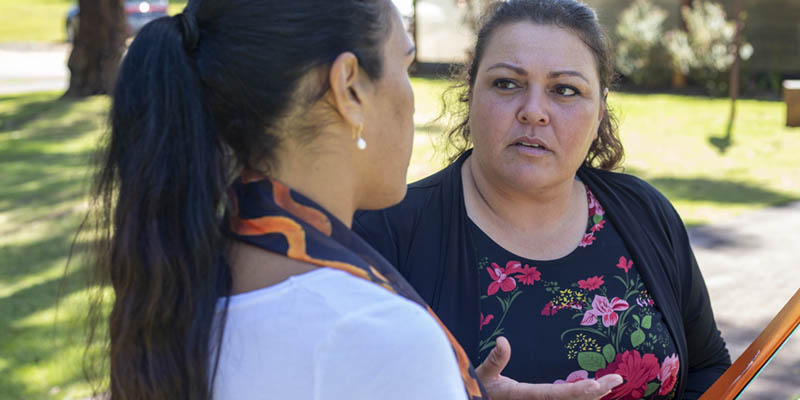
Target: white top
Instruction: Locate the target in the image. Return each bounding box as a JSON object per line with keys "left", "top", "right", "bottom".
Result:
{"left": 211, "top": 267, "right": 468, "bottom": 400}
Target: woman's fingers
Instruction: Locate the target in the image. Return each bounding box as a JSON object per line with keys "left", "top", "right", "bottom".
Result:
{"left": 475, "top": 336, "right": 624, "bottom": 400}
{"left": 475, "top": 336, "right": 512, "bottom": 379}
{"left": 500, "top": 374, "right": 622, "bottom": 400}
{"left": 534, "top": 374, "right": 623, "bottom": 399}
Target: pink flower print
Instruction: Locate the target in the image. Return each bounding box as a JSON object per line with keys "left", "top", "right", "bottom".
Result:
{"left": 577, "top": 275, "right": 605, "bottom": 291}
{"left": 616, "top": 256, "right": 633, "bottom": 273}
{"left": 590, "top": 219, "right": 606, "bottom": 232}
{"left": 579, "top": 233, "right": 596, "bottom": 247}
{"left": 636, "top": 297, "right": 654, "bottom": 308}
{"left": 596, "top": 350, "right": 660, "bottom": 400}
{"left": 515, "top": 264, "right": 541, "bottom": 285}
{"left": 581, "top": 295, "right": 630, "bottom": 327}
{"left": 479, "top": 312, "right": 494, "bottom": 331}
{"left": 587, "top": 189, "right": 605, "bottom": 216}
{"left": 658, "top": 354, "right": 680, "bottom": 395}
{"left": 587, "top": 189, "right": 599, "bottom": 211}
{"left": 553, "top": 370, "right": 589, "bottom": 384}
{"left": 541, "top": 301, "right": 554, "bottom": 316}
{"left": 594, "top": 202, "right": 605, "bottom": 216}
{"left": 486, "top": 262, "right": 520, "bottom": 296}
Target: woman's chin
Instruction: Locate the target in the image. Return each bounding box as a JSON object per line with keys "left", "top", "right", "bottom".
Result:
{"left": 358, "top": 184, "right": 408, "bottom": 211}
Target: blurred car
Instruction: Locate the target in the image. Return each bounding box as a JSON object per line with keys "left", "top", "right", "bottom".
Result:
{"left": 66, "top": 0, "right": 169, "bottom": 42}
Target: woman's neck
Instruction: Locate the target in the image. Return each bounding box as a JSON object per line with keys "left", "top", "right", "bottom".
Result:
{"left": 271, "top": 147, "right": 358, "bottom": 228}
{"left": 462, "top": 156, "right": 588, "bottom": 260}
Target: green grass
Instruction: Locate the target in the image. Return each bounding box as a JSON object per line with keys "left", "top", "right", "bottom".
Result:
{"left": 0, "top": 0, "right": 187, "bottom": 43}
{"left": 2, "top": 80, "right": 800, "bottom": 398}
{"left": 0, "top": 91, "right": 107, "bottom": 399}
{"left": 610, "top": 93, "right": 800, "bottom": 226}
{"left": 0, "top": 0, "right": 72, "bottom": 42}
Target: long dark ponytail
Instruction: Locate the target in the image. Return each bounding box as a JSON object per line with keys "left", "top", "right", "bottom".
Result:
{"left": 89, "top": 0, "right": 391, "bottom": 399}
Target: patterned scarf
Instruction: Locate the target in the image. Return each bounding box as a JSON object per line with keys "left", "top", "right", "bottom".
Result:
{"left": 228, "top": 174, "right": 487, "bottom": 400}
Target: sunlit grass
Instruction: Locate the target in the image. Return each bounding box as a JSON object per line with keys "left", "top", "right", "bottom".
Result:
{"left": 0, "top": 0, "right": 188, "bottom": 43}
{"left": 0, "top": 0, "right": 71, "bottom": 43}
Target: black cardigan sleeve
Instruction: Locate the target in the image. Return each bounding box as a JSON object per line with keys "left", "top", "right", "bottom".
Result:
{"left": 581, "top": 168, "right": 731, "bottom": 398}
{"left": 659, "top": 194, "right": 731, "bottom": 397}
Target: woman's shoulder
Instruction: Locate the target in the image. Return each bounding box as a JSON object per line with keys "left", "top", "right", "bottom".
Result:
{"left": 214, "top": 268, "right": 466, "bottom": 399}
{"left": 580, "top": 167, "right": 676, "bottom": 216}
{"left": 222, "top": 267, "right": 412, "bottom": 315}
{"left": 396, "top": 154, "right": 464, "bottom": 210}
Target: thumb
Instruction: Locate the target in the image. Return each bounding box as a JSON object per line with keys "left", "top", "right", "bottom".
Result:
{"left": 476, "top": 336, "right": 511, "bottom": 379}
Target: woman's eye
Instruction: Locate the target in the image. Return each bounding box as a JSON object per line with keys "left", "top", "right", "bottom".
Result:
{"left": 555, "top": 85, "right": 579, "bottom": 96}
{"left": 493, "top": 79, "right": 520, "bottom": 90}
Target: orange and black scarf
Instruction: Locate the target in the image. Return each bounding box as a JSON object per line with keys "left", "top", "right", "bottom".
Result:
{"left": 228, "top": 174, "right": 487, "bottom": 400}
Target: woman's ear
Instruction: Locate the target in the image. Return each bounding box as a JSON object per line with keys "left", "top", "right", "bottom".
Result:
{"left": 599, "top": 87, "right": 609, "bottom": 122}
{"left": 328, "top": 52, "right": 366, "bottom": 128}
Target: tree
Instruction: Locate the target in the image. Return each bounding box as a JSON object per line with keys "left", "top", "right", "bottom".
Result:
{"left": 63, "top": 0, "right": 126, "bottom": 98}
{"left": 721, "top": 0, "right": 745, "bottom": 150}
{"left": 680, "top": 0, "right": 693, "bottom": 30}
{"left": 460, "top": 0, "right": 494, "bottom": 36}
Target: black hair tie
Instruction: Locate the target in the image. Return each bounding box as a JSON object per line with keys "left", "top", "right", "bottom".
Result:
{"left": 176, "top": 12, "right": 200, "bottom": 51}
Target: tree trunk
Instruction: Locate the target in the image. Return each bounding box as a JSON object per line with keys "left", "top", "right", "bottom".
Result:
{"left": 675, "top": 0, "right": 694, "bottom": 88}
{"left": 411, "top": 0, "right": 418, "bottom": 66}
{"left": 725, "top": 0, "right": 744, "bottom": 142}
{"left": 680, "top": 0, "right": 693, "bottom": 31}
{"left": 63, "top": 0, "right": 125, "bottom": 98}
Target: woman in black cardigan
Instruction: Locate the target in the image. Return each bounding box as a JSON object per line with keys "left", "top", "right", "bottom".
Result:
{"left": 354, "top": 1, "right": 730, "bottom": 399}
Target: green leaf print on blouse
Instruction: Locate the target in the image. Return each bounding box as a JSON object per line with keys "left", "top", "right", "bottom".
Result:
{"left": 544, "top": 256, "right": 680, "bottom": 398}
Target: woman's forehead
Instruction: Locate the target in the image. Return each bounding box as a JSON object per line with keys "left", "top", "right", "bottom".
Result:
{"left": 480, "top": 22, "right": 598, "bottom": 78}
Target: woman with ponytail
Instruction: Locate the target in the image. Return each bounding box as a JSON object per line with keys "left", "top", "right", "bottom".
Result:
{"left": 90, "top": 0, "right": 489, "bottom": 398}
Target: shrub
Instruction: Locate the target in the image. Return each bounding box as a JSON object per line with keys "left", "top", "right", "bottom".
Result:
{"left": 664, "top": 1, "right": 753, "bottom": 95}
{"left": 614, "top": 0, "right": 672, "bottom": 88}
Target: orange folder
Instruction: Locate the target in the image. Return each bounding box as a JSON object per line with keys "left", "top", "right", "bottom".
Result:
{"left": 700, "top": 289, "right": 800, "bottom": 400}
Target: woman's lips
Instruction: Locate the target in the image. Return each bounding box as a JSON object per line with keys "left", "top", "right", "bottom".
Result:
{"left": 511, "top": 137, "right": 550, "bottom": 156}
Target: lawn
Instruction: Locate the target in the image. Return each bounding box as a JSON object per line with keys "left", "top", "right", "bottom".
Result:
{"left": 2, "top": 80, "right": 800, "bottom": 398}
{"left": 0, "top": 0, "right": 187, "bottom": 43}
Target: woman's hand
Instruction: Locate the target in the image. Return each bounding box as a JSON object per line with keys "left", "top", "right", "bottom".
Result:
{"left": 475, "top": 337, "right": 623, "bottom": 400}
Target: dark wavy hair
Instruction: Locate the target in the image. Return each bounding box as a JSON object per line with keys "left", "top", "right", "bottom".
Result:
{"left": 443, "top": 0, "right": 623, "bottom": 170}
{"left": 86, "top": 0, "right": 391, "bottom": 399}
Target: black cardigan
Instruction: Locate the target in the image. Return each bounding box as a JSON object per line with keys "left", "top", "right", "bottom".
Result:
{"left": 354, "top": 151, "right": 730, "bottom": 399}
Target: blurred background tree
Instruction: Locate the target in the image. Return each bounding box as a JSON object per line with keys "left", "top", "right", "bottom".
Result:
{"left": 613, "top": 0, "right": 753, "bottom": 96}
{"left": 663, "top": 0, "right": 753, "bottom": 95}
{"left": 459, "top": 0, "right": 494, "bottom": 36}
{"left": 63, "top": 0, "right": 125, "bottom": 98}
{"left": 614, "top": 0, "right": 673, "bottom": 88}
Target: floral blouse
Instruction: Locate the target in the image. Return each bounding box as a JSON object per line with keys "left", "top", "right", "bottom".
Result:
{"left": 472, "top": 186, "right": 681, "bottom": 399}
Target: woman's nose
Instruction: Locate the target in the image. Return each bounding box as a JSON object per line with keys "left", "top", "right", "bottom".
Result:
{"left": 516, "top": 89, "right": 549, "bottom": 126}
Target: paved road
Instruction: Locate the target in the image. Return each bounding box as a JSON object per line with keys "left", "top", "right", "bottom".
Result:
{"left": 2, "top": 43, "right": 798, "bottom": 399}
{"left": 690, "top": 202, "right": 800, "bottom": 399}
{"left": 0, "top": 43, "right": 69, "bottom": 95}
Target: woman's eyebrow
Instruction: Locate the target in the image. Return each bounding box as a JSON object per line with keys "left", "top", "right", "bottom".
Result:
{"left": 487, "top": 62, "right": 527, "bottom": 76}
{"left": 548, "top": 70, "right": 589, "bottom": 84}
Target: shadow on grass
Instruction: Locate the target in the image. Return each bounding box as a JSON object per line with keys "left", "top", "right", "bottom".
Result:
{"left": 414, "top": 122, "right": 448, "bottom": 136}
{"left": 0, "top": 94, "right": 81, "bottom": 133}
{"left": 1, "top": 93, "right": 104, "bottom": 398}
{"left": 708, "top": 115, "right": 735, "bottom": 154}
{"left": 647, "top": 176, "right": 796, "bottom": 205}
{"left": 0, "top": 250, "right": 93, "bottom": 399}
{"left": 0, "top": 153, "right": 92, "bottom": 216}
{"left": 625, "top": 167, "right": 797, "bottom": 207}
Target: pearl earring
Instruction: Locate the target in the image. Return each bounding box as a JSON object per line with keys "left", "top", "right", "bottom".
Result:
{"left": 353, "top": 123, "right": 367, "bottom": 150}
